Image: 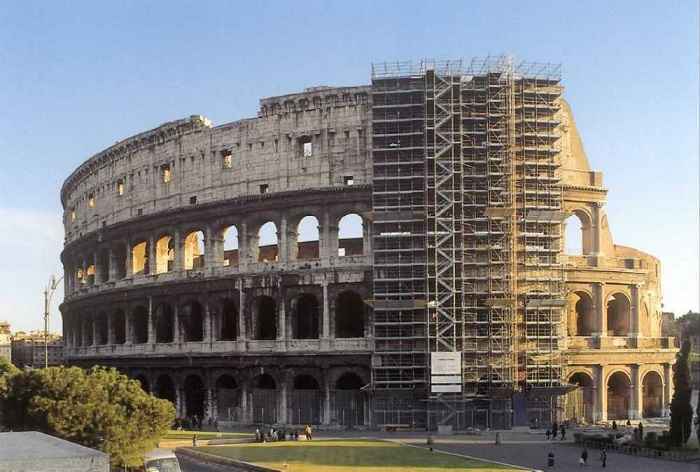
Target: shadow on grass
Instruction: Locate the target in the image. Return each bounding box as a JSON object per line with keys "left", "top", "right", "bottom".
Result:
{"left": 199, "top": 440, "right": 513, "bottom": 470}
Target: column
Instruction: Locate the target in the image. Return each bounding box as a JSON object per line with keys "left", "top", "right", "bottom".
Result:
{"left": 595, "top": 365, "right": 607, "bottom": 422}
{"left": 125, "top": 310, "right": 133, "bottom": 344}
{"left": 322, "top": 281, "right": 330, "bottom": 338}
{"left": 176, "top": 386, "right": 184, "bottom": 417}
{"left": 148, "top": 236, "right": 156, "bottom": 275}
{"left": 203, "top": 226, "right": 213, "bottom": 268}
{"left": 594, "top": 282, "right": 606, "bottom": 338}
{"left": 630, "top": 364, "right": 642, "bottom": 420}
{"left": 108, "top": 247, "right": 118, "bottom": 281}
{"left": 278, "top": 216, "right": 288, "bottom": 262}
{"left": 240, "top": 384, "right": 249, "bottom": 423}
{"left": 206, "top": 386, "right": 214, "bottom": 420}
{"left": 319, "top": 212, "right": 329, "bottom": 262}
{"left": 663, "top": 363, "right": 672, "bottom": 417}
{"left": 93, "top": 252, "right": 99, "bottom": 286}
{"left": 238, "top": 283, "right": 247, "bottom": 342}
{"left": 328, "top": 225, "right": 339, "bottom": 260}
{"left": 323, "top": 376, "right": 332, "bottom": 425}
{"left": 82, "top": 258, "right": 88, "bottom": 287}
{"left": 630, "top": 284, "right": 641, "bottom": 338}
{"left": 239, "top": 223, "right": 249, "bottom": 271}
{"left": 125, "top": 240, "right": 133, "bottom": 277}
{"left": 591, "top": 202, "right": 603, "bottom": 255}
{"left": 362, "top": 218, "right": 372, "bottom": 255}
{"left": 172, "top": 230, "right": 183, "bottom": 272}
{"left": 147, "top": 297, "right": 155, "bottom": 344}
{"left": 107, "top": 311, "right": 114, "bottom": 345}
{"left": 279, "top": 375, "right": 288, "bottom": 424}
{"left": 204, "top": 301, "right": 212, "bottom": 343}
{"left": 173, "top": 303, "right": 180, "bottom": 343}
{"left": 277, "top": 290, "right": 286, "bottom": 342}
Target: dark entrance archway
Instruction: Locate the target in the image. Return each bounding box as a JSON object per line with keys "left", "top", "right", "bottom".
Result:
{"left": 184, "top": 375, "right": 206, "bottom": 418}
{"left": 642, "top": 371, "right": 663, "bottom": 418}
{"left": 567, "top": 372, "right": 595, "bottom": 423}
{"left": 216, "top": 375, "right": 240, "bottom": 421}
{"left": 333, "top": 372, "right": 365, "bottom": 427}
{"left": 253, "top": 296, "right": 277, "bottom": 340}
{"left": 132, "top": 306, "right": 148, "bottom": 344}
{"left": 293, "top": 294, "right": 319, "bottom": 339}
{"left": 335, "top": 291, "right": 364, "bottom": 338}
{"left": 155, "top": 303, "right": 174, "bottom": 343}
{"left": 219, "top": 300, "right": 237, "bottom": 341}
{"left": 154, "top": 375, "right": 176, "bottom": 405}
{"left": 251, "top": 374, "right": 277, "bottom": 424}
{"left": 290, "top": 374, "right": 321, "bottom": 424}
{"left": 134, "top": 374, "right": 149, "bottom": 393}
{"left": 181, "top": 301, "right": 204, "bottom": 342}
{"left": 607, "top": 371, "right": 631, "bottom": 420}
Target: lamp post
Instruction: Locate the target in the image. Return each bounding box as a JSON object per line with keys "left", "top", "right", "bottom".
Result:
{"left": 43, "top": 274, "right": 63, "bottom": 368}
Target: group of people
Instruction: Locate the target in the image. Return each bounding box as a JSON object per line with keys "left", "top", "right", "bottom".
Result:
{"left": 254, "top": 424, "right": 313, "bottom": 443}
{"left": 577, "top": 447, "right": 607, "bottom": 468}
{"left": 545, "top": 421, "right": 566, "bottom": 441}
{"left": 174, "top": 414, "right": 219, "bottom": 431}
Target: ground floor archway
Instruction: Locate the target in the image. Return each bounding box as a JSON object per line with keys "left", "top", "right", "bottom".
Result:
{"left": 642, "top": 371, "right": 663, "bottom": 418}
{"left": 184, "top": 374, "right": 206, "bottom": 419}
{"left": 607, "top": 371, "right": 631, "bottom": 420}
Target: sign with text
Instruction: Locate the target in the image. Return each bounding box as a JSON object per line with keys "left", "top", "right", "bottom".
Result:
{"left": 430, "top": 352, "right": 462, "bottom": 375}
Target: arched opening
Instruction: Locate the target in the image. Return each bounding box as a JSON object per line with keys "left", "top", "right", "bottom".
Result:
{"left": 184, "top": 375, "right": 205, "bottom": 418}
{"left": 296, "top": 216, "right": 320, "bottom": 260}
{"left": 568, "top": 291, "right": 594, "bottom": 336}
{"left": 184, "top": 231, "right": 205, "bottom": 270}
{"left": 251, "top": 374, "right": 277, "bottom": 424}
{"left": 607, "top": 371, "right": 631, "bottom": 420}
{"left": 98, "top": 248, "right": 110, "bottom": 283}
{"left": 218, "top": 299, "right": 238, "bottom": 341}
{"left": 134, "top": 374, "right": 150, "bottom": 393}
{"left": 154, "top": 375, "right": 176, "bottom": 404}
{"left": 216, "top": 375, "right": 240, "bottom": 421}
{"left": 132, "top": 306, "right": 148, "bottom": 344}
{"left": 180, "top": 301, "right": 204, "bottom": 342}
{"left": 292, "top": 294, "right": 319, "bottom": 339}
{"left": 223, "top": 225, "right": 239, "bottom": 267}
{"left": 335, "top": 291, "right": 365, "bottom": 338}
{"left": 131, "top": 241, "right": 149, "bottom": 275}
{"left": 290, "top": 375, "right": 321, "bottom": 424}
{"left": 642, "top": 371, "right": 663, "bottom": 418}
{"left": 113, "top": 309, "right": 126, "bottom": 344}
{"left": 155, "top": 303, "right": 174, "bottom": 343}
{"left": 155, "top": 235, "right": 174, "bottom": 274}
{"left": 257, "top": 222, "right": 278, "bottom": 262}
{"left": 253, "top": 296, "right": 276, "bottom": 340}
{"left": 113, "top": 244, "right": 127, "bottom": 279}
{"left": 95, "top": 313, "right": 108, "bottom": 345}
{"left": 566, "top": 372, "right": 595, "bottom": 423}
{"left": 607, "top": 293, "right": 630, "bottom": 336}
{"left": 338, "top": 214, "right": 364, "bottom": 257}
{"left": 334, "top": 372, "right": 365, "bottom": 426}
{"left": 564, "top": 213, "right": 584, "bottom": 255}
{"left": 86, "top": 264, "right": 96, "bottom": 286}
{"left": 83, "top": 318, "right": 94, "bottom": 346}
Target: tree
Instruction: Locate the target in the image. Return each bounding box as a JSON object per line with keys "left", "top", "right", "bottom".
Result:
{"left": 669, "top": 340, "right": 693, "bottom": 447}
{"left": 0, "top": 366, "right": 175, "bottom": 467}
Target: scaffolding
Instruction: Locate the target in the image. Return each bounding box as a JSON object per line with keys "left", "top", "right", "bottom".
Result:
{"left": 370, "top": 57, "right": 565, "bottom": 429}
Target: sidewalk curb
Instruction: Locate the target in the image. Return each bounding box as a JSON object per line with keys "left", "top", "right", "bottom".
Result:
{"left": 176, "top": 447, "right": 280, "bottom": 472}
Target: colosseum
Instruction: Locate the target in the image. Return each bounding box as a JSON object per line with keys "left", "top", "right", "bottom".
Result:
{"left": 60, "top": 58, "right": 677, "bottom": 430}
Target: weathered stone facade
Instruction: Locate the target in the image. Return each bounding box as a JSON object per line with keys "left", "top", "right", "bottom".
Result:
{"left": 60, "top": 79, "right": 676, "bottom": 427}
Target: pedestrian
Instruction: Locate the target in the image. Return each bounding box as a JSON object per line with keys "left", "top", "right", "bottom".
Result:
{"left": 547, "top": 451, "right": 555, "bottom": 467}
{"left": 600, "top": 448, "right": 607, "bottom": 468}
{"left": 626, "top": 419, "right": 631, "bottom": 428}
{"left": 192, "top": 434, "right": 198, "bottom": 447}
{"left": 255, "top": 428, "right": 261, "bottom": 442}
{"left": 552, "top": 421, "right": 558, "bottom": 439}
{"left": 545, "top": 429, "right": 551, "bottom": 440}
{"left": 638, "top": 421, "right": 644, "bottom": 440}
{"left": 560, "top": 426, "right": 566, "bottom": 441}
{"left": 579, "top": 448, "right": 588, "bottom": 466}
{"left": 611, "top": 420, "right": 617, "bottom": 430}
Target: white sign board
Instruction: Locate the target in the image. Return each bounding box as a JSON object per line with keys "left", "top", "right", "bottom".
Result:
{"left": 431, "top": 375, "right": 462, "bottom": 384}
{"left": 431, "top": 384, "right": 462, "bottom": 393}
{"left": 431, "top": 352, "right": 462, "bottom": 375}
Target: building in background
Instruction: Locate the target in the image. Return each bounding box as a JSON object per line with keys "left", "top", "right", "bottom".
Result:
{"left": 11, "top": 331, "right": 64, "bottom": 368}
{"left": 0, "top": 321, "right": 11, "bottom": 364}
{"left": 60, "top": 57, "right": 677, "bottom": 429}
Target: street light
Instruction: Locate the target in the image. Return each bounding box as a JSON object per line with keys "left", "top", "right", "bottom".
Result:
{"left": 43, "top": 274, "right": 63, "bottom": 369}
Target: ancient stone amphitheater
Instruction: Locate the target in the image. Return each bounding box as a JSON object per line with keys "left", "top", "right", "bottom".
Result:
{"left": 60, "top": 59, "right": 677, "bottom": 430}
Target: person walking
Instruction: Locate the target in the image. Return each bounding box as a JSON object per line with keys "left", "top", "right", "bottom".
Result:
{"left": 560, "top": 425, "right": 566, "bottom": 441}
{"left": 552, "top": 421, "right": 558, "bottom": 440}
{"left": 600, "top": 448, "right": 607, "bottom": 468}
{"left": 611, "top": 420, "right": 617, "bottom": 430}
{"left": 579, "top": 448, "right": 588, "bottom": 466}
{"left": 545, "top": 429, "right": 551, "bottom": 440}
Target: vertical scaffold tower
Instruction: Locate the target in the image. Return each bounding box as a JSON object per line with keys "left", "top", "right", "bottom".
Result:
{"left": 370, "top": 57, "right": 565, "bottom": 429}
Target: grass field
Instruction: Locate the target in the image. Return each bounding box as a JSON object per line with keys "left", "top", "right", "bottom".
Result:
{"left": 163, "top": 430, "right": 250, "bottom": 440}
{"left": 198, "top": 439, "right": 518, "bottom": 471}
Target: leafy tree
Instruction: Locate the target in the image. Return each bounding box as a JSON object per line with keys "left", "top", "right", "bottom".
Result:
{"left": 669, "top": 340, "right": 693, "bottom": 446}
{"left": 0, "top": 366, "right": 174, "bottom": 467}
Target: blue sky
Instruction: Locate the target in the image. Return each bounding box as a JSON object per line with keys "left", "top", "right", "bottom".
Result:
{"left": 0, "top": 1, "right": 697, "bottom": 332}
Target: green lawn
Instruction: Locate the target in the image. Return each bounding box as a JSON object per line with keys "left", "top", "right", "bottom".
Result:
{"left": 198, "top": 439, "right": 517, "bottom": 472}
{"left": 164, "top": 430, "right": 250, "bottom": 440}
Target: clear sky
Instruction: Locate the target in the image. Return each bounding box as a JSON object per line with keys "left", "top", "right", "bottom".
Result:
{"left": 0, "top": 1, "right": 697, "bottom": 332}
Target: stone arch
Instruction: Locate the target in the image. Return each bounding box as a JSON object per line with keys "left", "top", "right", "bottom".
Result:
{"left": 338, "top": 213, "right": 364, "bottom": 257}
{"left": 217, "top": 298, "right": 238, "bottom": 341}
{"left": 251, "top": 373, "right": 277, "bottom": 424}
{"left": 95, "top": 312, "right": 108, "bottom": 345}
{"left": 155, "top": 302, "right": 174, "bottom": 343}
{"left": 215, "top": 374, "right": 240, "bottom": 421}
{"left": 180, "top": 300, "right": 204, "bottom": 342}
{"left": 257, "top": 221, "right": 278, "bottom": 262}
{"left": 134, "top": 374, "right": 150, "bottom": 393}
{"left": 291, "top": 293, "right": 320, "bottom": 339}
{"left": 131, "top": 305, "right": 148, "bottom": 344}
{"left": 606, "top": 292, "right": 631, "bottom": 336}
{"left": 567, "top": 372, "right": 595, "bottom": 423}
{"left": 290, "top": 374, "right": 322, "bottom": 424}
{"left": 563, "top": 207, "right": 593, "bottom": 255}
{"left": 642, "top": 370, "right": 664, "bottom": 418}
{"left": 155, "top": 234, "right": 174, "bottom": 274}
{"left": 607, "top": 370, "right": 631, "bottom": 420}
{"left": 333, "top": 371, "right": 366, "bottom": 427}
{"left": 568, "top": 291, "right": 595, "bottom": 336}
{"left": 112, "top": 309, "right": 126, "bottom": 344}
{"left": 295, "top": 215, "right": 320, "bottom": 260}
{"left": 335, "top": 291, "right": 365, "bottom": 338}
{"left": 154, "top": 374, "right": 176, "bottom": 404}
{"left": 183, "top": 374, "right": 206, "bottom": 418}
{"left": 252, "top": 296, "right": 276, "bottom": 340}
{"left": 222, "top": 225, "right": 239, "bottom": 267}
{"left": 131, "top": 240, "right": 149, "bottom": 275}
{"left": 184, "top": 230, "right": 206, "bottom": 270}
